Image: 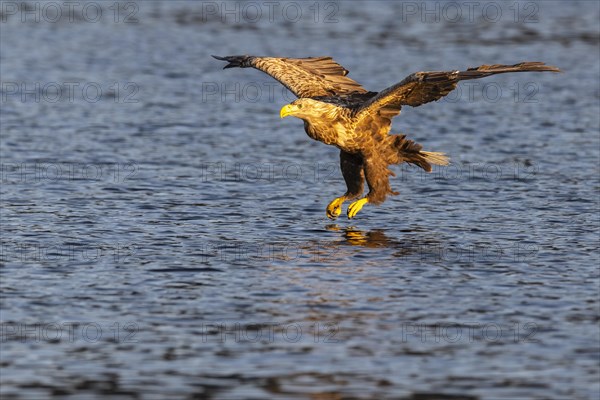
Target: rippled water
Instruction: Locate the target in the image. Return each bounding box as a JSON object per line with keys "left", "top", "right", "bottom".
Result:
{"left": 1, "top": 1, "right": 599, "bottom": 399}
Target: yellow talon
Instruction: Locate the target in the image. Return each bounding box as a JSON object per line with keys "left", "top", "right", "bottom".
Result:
{"left": 326, "top": 196, "right": 346, "bottom": 219}
{"left": 347, "top": 198, "right": 369, "bottom": 219}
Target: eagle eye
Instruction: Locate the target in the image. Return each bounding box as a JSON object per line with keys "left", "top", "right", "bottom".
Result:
{"left": 297, "top": 103, "right": 303, "bottom": 109}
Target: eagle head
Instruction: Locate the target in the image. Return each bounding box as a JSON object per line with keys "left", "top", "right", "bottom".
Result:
{"left": 280, "top": 98, "right": 328, "bottom": 120}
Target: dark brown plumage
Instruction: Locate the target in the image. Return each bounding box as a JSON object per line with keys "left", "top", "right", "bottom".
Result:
{"left": 213, "top": 55, "right": 561, "bottom": 219}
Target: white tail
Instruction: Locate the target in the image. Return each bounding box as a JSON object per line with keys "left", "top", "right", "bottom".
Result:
{"left": 420, "top": 151, "right": 450, "bottom": 166}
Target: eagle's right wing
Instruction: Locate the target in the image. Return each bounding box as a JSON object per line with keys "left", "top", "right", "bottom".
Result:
{"left": 212, "top": 55, "right": 368, "bottom": 98}
{"left": 355, "top": 62, "right": 561, "bottom": 124}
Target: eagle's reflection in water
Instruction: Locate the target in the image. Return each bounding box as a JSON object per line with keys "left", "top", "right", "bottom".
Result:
{"left": 262, "top": 225, "right": 451, "bottom": 266}
{"left": 327, "top": 225, "right": 392, "bottom": 248}
{"left": 314, "top": 225, "right": 448, "bottom": 264}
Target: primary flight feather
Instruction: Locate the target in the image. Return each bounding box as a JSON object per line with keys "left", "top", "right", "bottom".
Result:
{"left": 213, "top": 55, "right": 560, "bottom": 219}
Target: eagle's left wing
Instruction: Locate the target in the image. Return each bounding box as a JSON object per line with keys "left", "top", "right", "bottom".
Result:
{"left": 354, "top": 62, "right": 561, "bottom": 124}
{"left": 212, "top": 55, "right": 367, "bottom": 98}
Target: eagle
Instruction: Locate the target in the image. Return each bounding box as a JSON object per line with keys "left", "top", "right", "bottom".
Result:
{"left": 213, "top": 55, "right": 560, "bottom": 219}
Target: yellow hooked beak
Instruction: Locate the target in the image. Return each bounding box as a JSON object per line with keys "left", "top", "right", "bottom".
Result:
{"left": 280, "top": 104, "right": 295, "bottom": 118}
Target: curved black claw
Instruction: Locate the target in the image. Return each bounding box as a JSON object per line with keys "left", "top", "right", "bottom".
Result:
{"left": 326, "top": 197, "right": 345, "bottom": 220}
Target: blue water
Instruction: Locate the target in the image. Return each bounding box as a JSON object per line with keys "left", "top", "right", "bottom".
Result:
{"left": 1, "top": 1, "right": 599, "bottom": 399}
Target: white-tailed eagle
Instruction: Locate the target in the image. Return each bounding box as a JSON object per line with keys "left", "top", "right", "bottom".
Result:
{"left": 213, "top": 55, "right": 560, "bottom": 219}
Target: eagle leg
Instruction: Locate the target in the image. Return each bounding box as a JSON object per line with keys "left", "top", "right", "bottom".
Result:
{"left": 348, "top": 198, "right": 369, "bottom": 219}
{"left": 326, "top": 151, "right": 364, "bottom": 219}
{"left": 347, "top": 152, "right": 396, "bottom": 219}
{"left": 326, "top": 196, "right": 346, "bottom": 219}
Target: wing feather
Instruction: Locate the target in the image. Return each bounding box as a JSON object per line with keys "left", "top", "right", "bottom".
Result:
{"left": 212, "top": 55, "right": 367, "bottom": 98}
{"left": 355, "top": 62, "right": 561, "bottom": 123}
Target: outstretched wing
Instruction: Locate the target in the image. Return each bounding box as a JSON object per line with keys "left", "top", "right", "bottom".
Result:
{"left": 212, "top": 55, "right": 367, "bottom": 98}
{"left": 355, "top": 62, "right": 561, "bottom": 125}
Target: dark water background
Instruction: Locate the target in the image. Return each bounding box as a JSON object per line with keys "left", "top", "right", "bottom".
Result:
{"left": 1, "top": 1, "right": 599, "bottom": 399}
